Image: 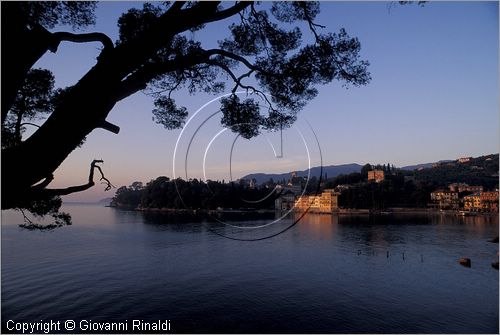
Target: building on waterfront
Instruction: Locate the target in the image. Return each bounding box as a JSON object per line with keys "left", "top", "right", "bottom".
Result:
{"left": 430, "top": 190, "right": 459, "bottom": 210}
{"left": 275, "top": 190, "right": 296, "bottom": 211}
{"left": 448, "top": 183, "right": 483, "bottom": 193}
{"left": 463, "top": 193, "right": 481, "bottom": 211}
{"left": 480, "top": 191, "right": 499, "bottom": 212}
{"left": 367, "top": 170, "right": 385, "bottom": 183}
{"left": 457, "top": 190, "right": 498, "bottom": 212}
{"left": 294, "top": 195, "right": 312, "bottom": 211}
{"left": 294, "top": 189, "right": 340, "bottom": 214}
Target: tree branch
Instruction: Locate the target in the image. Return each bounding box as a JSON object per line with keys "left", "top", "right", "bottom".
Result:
{"left": 41, "top": 159, "right": 114, "bottom": 196}
{"left": 202, "top": 1, "right": 252, "bottom": 23}
{"left": 113, "top": 51, "right": 213, "bottom": 101}
{"left": 98, "top": 120, "right": 120, "bottom": 134}
{"left": 298, "top": 2, "right": 325, "bottom": 42}
{"left": 205, "top": 49, "right": 261, "bottom": 72}
{"left": 233, "top": 69, "right": 254, "bottom": 93}
{"left": 19, "top": 209, "right": 34, "bottom": 226}
{"left": 166, "top": 1, "right": 186, "bottom": 14}
{"left": 109, "top": 1, "right": 251, "bottom": 81}
{"left": 114, "top": 46, "right": 269, "bottom": 104}
{"left": 50, "top": 31, "right": 114, "bottom": 53}
{"left": 32, "top": 174, "right": 54, "bottom": 190}
{"left": 146, "top": 73, "right": 186, "bottom": 98}
{"left": 208, "top": 60, "right": 275, "bottom": 111}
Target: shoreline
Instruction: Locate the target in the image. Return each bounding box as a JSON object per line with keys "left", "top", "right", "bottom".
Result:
{"left": 108, "top": 205, "right": 498, "bottom": 217}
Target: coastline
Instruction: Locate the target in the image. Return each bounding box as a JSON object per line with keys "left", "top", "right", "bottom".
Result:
{"left": 108, "top": 205, "right": 499, "bottom": 217}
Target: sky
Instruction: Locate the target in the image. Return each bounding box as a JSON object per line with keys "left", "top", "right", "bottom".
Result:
{"left": 31, "top": 1, "right": 499, "bottom": 202}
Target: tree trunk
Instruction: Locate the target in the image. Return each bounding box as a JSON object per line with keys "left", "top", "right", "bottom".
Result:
{"left": 1, "top": 61, "right": 120, "bottom": 209}
{"left": 1, "top": 2, "right": 252, "bottom": 209}
{"left": 1, "top": 5, "right": 56, "bottom": 123}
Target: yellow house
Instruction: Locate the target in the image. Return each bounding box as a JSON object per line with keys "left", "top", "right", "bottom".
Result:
{"left": 480, "top": 191, "right": 499, "bottom": 212}
{"left": 463, "top": 191, "right": 499, "bottom": 212}
{"left": 294, "top": 189, "right": 339, "bottom": 213}
{"left": 463, "top": 193, "right": 481, "bottom": 211}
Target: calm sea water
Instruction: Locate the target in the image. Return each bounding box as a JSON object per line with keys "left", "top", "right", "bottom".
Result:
{"left": 2, "top": 204, "right": 498, "bottom": 333}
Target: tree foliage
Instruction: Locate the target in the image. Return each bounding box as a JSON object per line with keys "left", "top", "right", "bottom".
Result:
{"left": 337, "top": 177, "right": 434, "bottom": 209}
{"left": 412, "top": 154, "right": 499, "bottom": 190}
{"left": 2, "top": 69, "right": 55, "bottom": 149}
{"left": 1, "top": 1, "right": 371, "bottom": 228}
{"left": 112, "top": 177, "right": 276, "bottom": 210}
{"left": 12, "top": 1, "right": 96, "bottom": 29}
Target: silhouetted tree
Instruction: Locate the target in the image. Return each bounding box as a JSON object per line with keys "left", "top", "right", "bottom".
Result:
{"left": 2, "top": 2, "right": 97, "bottom": 121}
{"left": 114, "top": 177, "right": 277, "bottom": 210}
{"left": 2, "top": 1, "right": 371, "bottom": 225}
{"left": 2, "top": 69, "right": 55, "bottom": 149}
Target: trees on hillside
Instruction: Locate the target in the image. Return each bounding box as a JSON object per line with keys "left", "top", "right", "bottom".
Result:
{"left": 113, "top": 178, "right": 276, "bottom": 210}
{"left": 2, "top": 1, "right": 370, "bottom": 226}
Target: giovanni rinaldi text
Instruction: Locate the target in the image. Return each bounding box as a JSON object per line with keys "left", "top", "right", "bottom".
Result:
{"left": 6, "top": 319, "right": 171, "bottom": 333}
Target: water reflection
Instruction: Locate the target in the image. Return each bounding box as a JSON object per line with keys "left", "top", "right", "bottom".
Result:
{"left": 1, "top": 206, "right": 498, "bottom": 333}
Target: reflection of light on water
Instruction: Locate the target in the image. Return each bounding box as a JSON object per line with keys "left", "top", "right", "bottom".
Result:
{"left": 2, "top": 205, "right": 498, "bottom": 334}
{"left": 301, "top": 214, "right": 336, "bottom": 238}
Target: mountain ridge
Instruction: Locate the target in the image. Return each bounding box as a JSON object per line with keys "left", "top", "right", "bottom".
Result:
{"left": 241, "top": 157, "right": 493, "bottom": 183}
{"left": 241, "top": 163, "right": 364, "bottom": 183}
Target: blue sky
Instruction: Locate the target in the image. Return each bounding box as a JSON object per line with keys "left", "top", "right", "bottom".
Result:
{"left": 32, "top": 1, "right": 498, "bottom": 201}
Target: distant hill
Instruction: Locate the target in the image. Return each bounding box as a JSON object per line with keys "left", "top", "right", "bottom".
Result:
{"left": 242, "top": 163, "right": 363, "bottom": 183}
{"left": 401, "top": 160, "right": 453, "bottom": 171}
{"left": 412, "top": 154, "right": 498, "bottom": 189}
{"left": 242, "top": 154, "right": 498, "bottom": 186}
